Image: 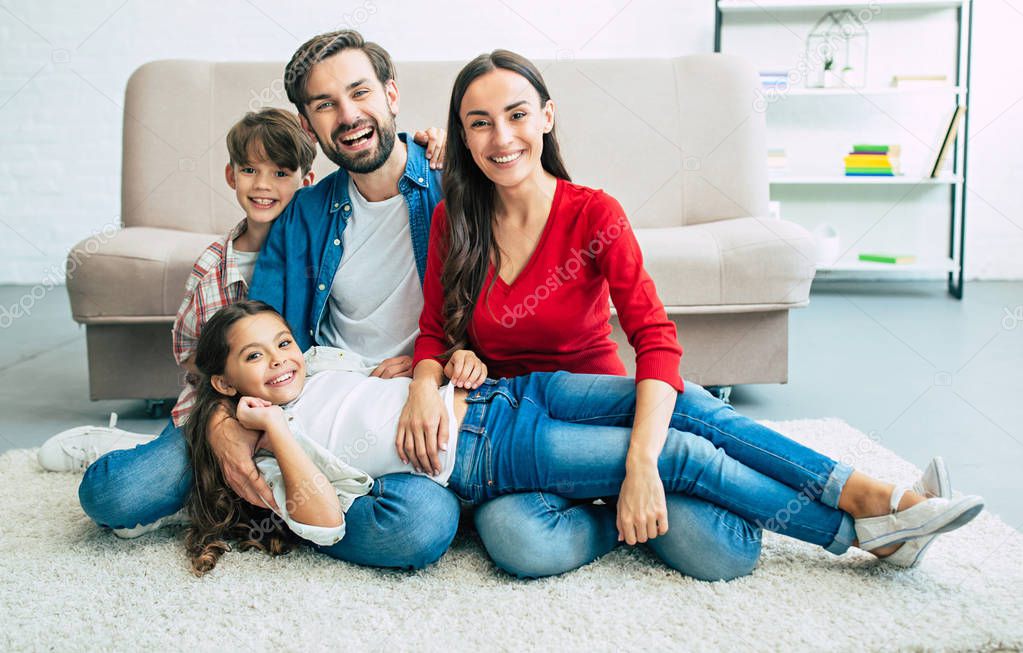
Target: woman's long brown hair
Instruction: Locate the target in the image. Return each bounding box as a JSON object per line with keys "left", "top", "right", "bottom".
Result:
{"left": 440, "top": 50, "right": 571, "bottom": 354}
{"left": 182, "top": 300, "right": 299, "bottom": 577}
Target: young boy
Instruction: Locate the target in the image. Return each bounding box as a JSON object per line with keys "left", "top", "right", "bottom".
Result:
{"left": 38, "top": 108, "right": 316, "bottom": 474}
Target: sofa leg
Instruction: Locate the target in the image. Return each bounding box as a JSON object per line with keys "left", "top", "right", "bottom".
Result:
{"left": 705, "top": 385, "right": 733, "bottom": 405}
{"left": 145, "top": 399, "right": 170, "bottom": 419}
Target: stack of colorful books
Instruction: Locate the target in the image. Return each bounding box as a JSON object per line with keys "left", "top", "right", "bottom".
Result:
{"left": 844, "top": 144, "right": 901, "bottom": 177}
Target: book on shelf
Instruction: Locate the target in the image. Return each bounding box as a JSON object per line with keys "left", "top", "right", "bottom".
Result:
{"left": 845, "top": 144, "right": 901, "bottom": 176}
{"left": 858, "top": 253, "right": 918, "bottom": 265}
{"left": 767, "top": 147, "right": 788, "bottom": 171}
{"left": 759, "top": 71, "right": 790, "bottom": 89}
{"left": 891, "top": 74, "right": 949, "bottom": 88}
{"left": 930, "top": 105, "right": 966, "bottom": 178}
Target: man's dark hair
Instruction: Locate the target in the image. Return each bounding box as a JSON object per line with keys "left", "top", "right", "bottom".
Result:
{"left": 284, "top": 30, "right": 396, "bottom": 118}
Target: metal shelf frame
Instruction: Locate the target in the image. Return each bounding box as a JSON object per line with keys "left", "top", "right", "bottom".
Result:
{"left": 714, "top": 0, "right": 973, "bottom": 297}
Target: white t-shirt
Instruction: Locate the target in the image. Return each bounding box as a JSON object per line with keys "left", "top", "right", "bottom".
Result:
{"left": 317, "top": 178, "right": 424, "bottom": 364}
{"left": 286, "top": 369, "right": 459, "bottom": 486}
{"left": 233, "top": 248, "right": 260, "bottom": 286}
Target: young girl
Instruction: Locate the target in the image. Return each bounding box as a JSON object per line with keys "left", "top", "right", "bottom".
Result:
{"left": 183, "top": 300, "right": 982, "bottom": 576}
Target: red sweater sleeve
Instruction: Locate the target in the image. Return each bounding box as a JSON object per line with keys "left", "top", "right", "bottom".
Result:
{"left": 413, "top": 202, "right": 451, "bottom": 367}
{"left": 590, "top": 192, "right": 684, "bottom": 392}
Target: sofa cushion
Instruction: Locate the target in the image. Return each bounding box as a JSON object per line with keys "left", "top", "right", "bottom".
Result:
{"left": 635, "top": 217, "right": 816, "bottom": 310}
{"left": 67, "top": 227, "right": 221, "bottom": 322}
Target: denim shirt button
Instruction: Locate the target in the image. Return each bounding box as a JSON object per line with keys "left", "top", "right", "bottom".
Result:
{"left": 333, "top": 238, "right": 341, "bottom": 246}
{"left": 342, "top": 204, "right": 351, "bottom": 212}
{"left": 309, "top": 329, "right": 314, "bottom": 336}
{"left": 333, "top": 202, "right": 339, "bottom": 209}
{"left": 418, "top": 177, "right": 424, "bottom": 183}
{"left": 318, "top": 283, "right": 326, "bottom": 291}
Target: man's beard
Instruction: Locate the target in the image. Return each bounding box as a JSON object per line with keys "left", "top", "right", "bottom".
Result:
{"left": 322, "top": 113, "right": 398, "bottom": 174}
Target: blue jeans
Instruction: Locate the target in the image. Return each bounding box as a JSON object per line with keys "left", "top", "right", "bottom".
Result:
{"left": 78, "top": 419, "right": 459, "bottom": 570}
{"left": 463, "top": 373, "right": 856, "bottom": 577}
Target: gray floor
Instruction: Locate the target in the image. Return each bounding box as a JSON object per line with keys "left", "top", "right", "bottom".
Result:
{"left": 1, "top": 281, "right": 1020, "bottom": 530}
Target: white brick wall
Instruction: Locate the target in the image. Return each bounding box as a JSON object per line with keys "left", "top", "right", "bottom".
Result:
{"left": 1, "top": 0, "right": 1020, "bottom": 282}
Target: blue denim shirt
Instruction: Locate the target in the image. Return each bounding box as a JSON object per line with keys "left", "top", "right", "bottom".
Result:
{"left": 249, "top": 133, "right": 443, "bottom": 352}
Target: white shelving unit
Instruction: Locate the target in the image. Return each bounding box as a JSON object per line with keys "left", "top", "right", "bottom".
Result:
{"left": 769, "top": 174, "right": 961, "bottom": 185}
{"left": 716, "top": 0, "right": 973, "bottom": 297}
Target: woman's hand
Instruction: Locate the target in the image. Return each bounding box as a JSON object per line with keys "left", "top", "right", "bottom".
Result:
{"left": 616, "top": 461, "right": 669, "bottom": 545}
{"left": 412, "top": 127, "right": 446, "bottom": 169}
{"left": 396, "top": 380, "right": 448, "bottom": 475}
{"left": 235, "top": 396, "right": 287, "bottom": 432}
{"left": 444, "top": 349, "right": 487, "bottom": 389}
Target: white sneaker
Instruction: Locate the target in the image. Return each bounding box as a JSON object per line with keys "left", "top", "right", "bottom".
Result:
{"left": 912, "top": 456, "right": 951, "bottom": 499}
{"left": 37, "top": 413, "right": 157, "bottom": 472}
{"left": 855, "top": 486, "right": 984, "bottom": 551}
{"left": 884, "top": 458, "right": 953, "bottom": 568}
{"left": 113, "top": 508, "right": 190, "bottom": 539}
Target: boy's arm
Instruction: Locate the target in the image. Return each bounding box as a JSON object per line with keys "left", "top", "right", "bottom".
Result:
{"left": 172, "top": 252, "right": 210, "bottom": 374}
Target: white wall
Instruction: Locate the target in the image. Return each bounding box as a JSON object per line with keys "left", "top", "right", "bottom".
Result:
{"left": 0, "top": 0, "right": 1019, "bottom": 283}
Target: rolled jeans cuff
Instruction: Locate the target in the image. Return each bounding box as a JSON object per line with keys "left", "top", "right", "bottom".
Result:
{"left": 825, "top": 513, "right": 857, "bottom": 555}
{"left": 820, "top": 461, "right": 854, "bottom": 509}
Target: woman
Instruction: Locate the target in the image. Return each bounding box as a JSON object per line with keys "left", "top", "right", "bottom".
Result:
{"left": 182, "top": 301, "right": 982, "bottom": 576}
{"left": 398, "top": 50, "right": 977, "bottom": 577}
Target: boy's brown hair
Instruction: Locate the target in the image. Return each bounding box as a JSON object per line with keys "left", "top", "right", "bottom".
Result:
{"left": 284, "top": 30, "right": 395, "bottom": 118}
{"left": 226, "top": 108, "right": 317, "bottom": 175}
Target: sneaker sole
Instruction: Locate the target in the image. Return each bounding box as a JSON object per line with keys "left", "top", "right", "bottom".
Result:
{"left": 867, "top": 496, "right": 984, "bottom": 549}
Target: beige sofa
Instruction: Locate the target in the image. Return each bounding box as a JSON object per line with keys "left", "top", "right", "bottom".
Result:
{"left": 66, "top": 54, "right": 816, "bottom": 402}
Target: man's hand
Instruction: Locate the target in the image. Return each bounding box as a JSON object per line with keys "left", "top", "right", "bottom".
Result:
{"left": 396, "top": 379, "right": 447, "bottom": 476}
{"left": 207, "top": 406, "right": 280, "bottom": 512}
{"left": 370, "top": 355, "right": 414, "bottom": 379}
{"left": 443, "top": 349, "right": 487, "bottom": 389}
{"left": 412, "top": 127, "right": 446, "bottom": 169}
{"left": 616, "top": 461, "right": 669, "bottom": 545}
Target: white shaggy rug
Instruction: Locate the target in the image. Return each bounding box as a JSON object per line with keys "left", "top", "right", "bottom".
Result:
{"left": 2, "top": 418, "right": 1022, "bottom": 652}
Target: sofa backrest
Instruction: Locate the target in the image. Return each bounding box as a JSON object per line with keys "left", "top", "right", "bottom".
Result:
{"left": 121, "top": 54, "right": 767, "bottom": 234}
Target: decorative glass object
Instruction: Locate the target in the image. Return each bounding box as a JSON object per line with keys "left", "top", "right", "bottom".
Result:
{"left": 805, "top": 10, "right": 869, "bottom": 89}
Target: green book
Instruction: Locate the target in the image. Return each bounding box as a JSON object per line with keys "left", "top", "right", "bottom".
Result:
{"left": 858, "top": 253, "right": 917, "bottom": 264}
{"left": 853, "top": 144, "right": 890, "bottom": 153}
{"left": 845, "top": 168, "right": 894, "bottom": 174}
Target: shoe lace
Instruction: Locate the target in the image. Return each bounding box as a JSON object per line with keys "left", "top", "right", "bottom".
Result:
{"left": 63, "top": 442, "right": 101, "bottom": 472}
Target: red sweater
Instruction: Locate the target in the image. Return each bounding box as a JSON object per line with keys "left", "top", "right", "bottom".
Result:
{"left": 413, "top": 179, "right": 684, "bottom": 392}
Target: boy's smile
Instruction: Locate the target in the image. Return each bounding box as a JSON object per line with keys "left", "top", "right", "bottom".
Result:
{"left": 225, "top": 148, "right": 312, "bottom": 226}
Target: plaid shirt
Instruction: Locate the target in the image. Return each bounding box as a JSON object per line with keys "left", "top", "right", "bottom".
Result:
{"left": 171, "top": 219, "right": 250, "bottom": 427}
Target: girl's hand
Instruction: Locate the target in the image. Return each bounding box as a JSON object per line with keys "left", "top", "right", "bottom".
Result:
{"left": 412, "top": 127, "right": 446, "bottom": 169}
{"left": 444, "top": 350, "right": 487, "bottom": 389}
{"left": 396, "top": 380, "right": 448, "bottom": 476}
{"left": 616, "top": 463, "right": 669, "bottom": 545}
{"left": 235, "top": 396, "right": 286, "bottom": 432}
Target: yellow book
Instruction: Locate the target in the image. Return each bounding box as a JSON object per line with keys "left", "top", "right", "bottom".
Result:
{"left": 844, "top": 156, "right": 892, "bottom": 167}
